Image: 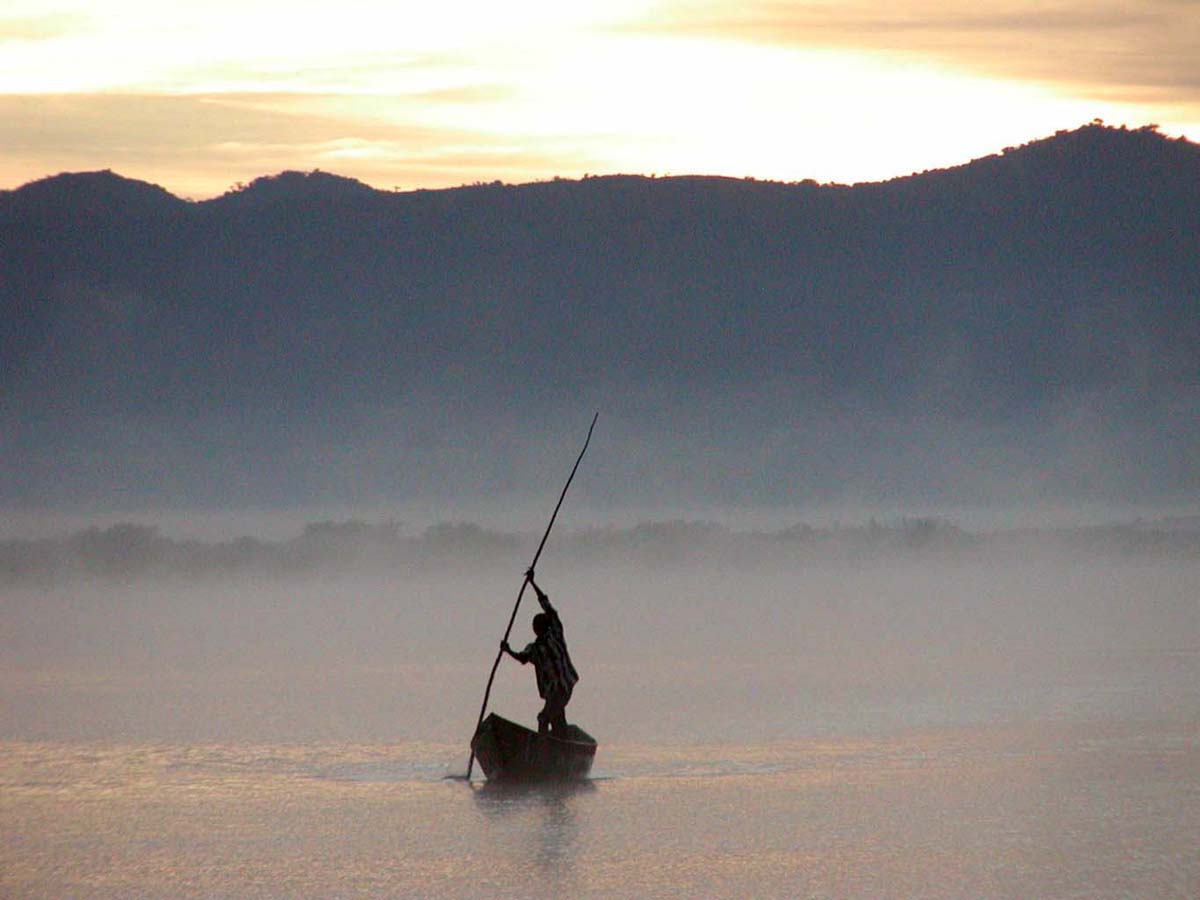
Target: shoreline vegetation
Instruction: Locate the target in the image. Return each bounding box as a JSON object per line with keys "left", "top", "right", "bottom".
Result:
{"left": 2, "top": 515, "right": 1197, "bottom": 585}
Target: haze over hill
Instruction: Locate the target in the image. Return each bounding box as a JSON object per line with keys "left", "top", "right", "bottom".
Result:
{"left": 2, "top": 123, "right": 1197, "bottom": 516}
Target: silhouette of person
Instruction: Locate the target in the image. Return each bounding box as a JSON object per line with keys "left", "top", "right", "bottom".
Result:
{"left": 501, "top": 568, "right": 579, "bottom": 735}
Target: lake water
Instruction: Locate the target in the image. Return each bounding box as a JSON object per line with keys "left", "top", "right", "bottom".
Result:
{"left": 2, "top": 554, "right": 1198, "bottom": 897}
{"left": 3, "top": 723, "right": 1197, "bottom": 898}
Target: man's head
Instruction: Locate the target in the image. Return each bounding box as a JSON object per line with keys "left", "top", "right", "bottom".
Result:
{"left": 532, "top": 612, "right": 550, "bottom": 637}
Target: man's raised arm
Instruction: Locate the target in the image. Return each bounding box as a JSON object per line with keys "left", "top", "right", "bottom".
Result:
{"left": 526, "top": 568, "right": 554, "bottom": 614}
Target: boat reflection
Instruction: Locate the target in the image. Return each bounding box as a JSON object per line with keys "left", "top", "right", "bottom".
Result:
{"left": 471, "top": 778, "right": 598, "bottom": 807}
{"left": 471, "top": 779, "right": 597, "bottom": 876}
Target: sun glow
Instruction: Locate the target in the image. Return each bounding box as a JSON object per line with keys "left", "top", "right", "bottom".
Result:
{"left": 2, "top": 0, "right": 1197, "bottom": 195}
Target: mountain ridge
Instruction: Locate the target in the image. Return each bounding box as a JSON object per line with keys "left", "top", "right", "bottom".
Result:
{"left": 2, "top": 123, "right": 1197, "bottom": 509}
{"left": 7, "top": 121, "right": 1200, "bottom": 205}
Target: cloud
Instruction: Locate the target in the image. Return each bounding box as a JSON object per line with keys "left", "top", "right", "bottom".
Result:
{"left": 149, "top": 47, "right": 516, "bottom": 97}
{"left": 0, "top": 13, "right": 91, "bottom": 43}
{"left": 3, "top": 2, "right": 1194, "bottom": 195}
{"left": 645, "top": 0, "right": 1200, "bottom": 108}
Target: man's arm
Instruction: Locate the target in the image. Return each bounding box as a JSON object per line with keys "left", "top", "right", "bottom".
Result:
{"left": 501, "top": 640, "right": 529, "bottom": 663}
{"left": 526, "top": 567, "right": 554, "bottom": 614}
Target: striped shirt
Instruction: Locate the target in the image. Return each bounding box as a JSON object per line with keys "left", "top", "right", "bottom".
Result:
{"left": 520, "top": 599, "right": 579, "bottom": 699}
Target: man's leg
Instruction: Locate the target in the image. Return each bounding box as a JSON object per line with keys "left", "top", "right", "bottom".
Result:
{"left": 542, "top": 688, "right": 568, "bottom": 735}
{"left": 549, "top": 686, "right": 571, "bottom": 734}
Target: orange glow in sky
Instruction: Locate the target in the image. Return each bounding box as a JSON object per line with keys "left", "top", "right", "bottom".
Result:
{"left": 2, "top": 0, "right": 1197, "bottom": 197}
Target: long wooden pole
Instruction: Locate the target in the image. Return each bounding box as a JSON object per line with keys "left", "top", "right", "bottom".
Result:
{"left": 464, "top": 412, "right": 599, "bottom": 780}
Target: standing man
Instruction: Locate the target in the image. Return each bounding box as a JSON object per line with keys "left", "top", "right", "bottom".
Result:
{"left": 501, "top": 568, "right": 579, "bottom": 735}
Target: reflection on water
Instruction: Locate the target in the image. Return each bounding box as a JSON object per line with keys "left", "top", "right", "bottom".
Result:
{"left": 2, "top": 726, "right": 1198, "bottom": 898}
{"left": 471, "top": 780, "right": 597, "bottom": 883}
{"left": 472, "top": 778, "right": 599, "bottom": 812}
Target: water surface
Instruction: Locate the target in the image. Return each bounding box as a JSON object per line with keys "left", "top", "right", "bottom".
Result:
{"left": 3, "top": 554, "right": 1197, "bottom": 896}
{"left": 3, "top": 723, "right": 1196, "bottom": 898}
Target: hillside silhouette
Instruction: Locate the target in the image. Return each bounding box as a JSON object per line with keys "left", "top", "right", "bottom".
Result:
{"left": 2, "top": 124, "right": 1197, "bottom": 509}
{"left": 5, "top": 515, "right": 1197, "bottom": 587}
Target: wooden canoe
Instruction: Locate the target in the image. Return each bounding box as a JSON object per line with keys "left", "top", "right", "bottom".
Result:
{"left": 470, "top": 712, "right": 596, "bottom": 782}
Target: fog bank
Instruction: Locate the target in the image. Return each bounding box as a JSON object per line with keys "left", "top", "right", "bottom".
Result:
{"left": 2, "top": 517, "right": 1196, "bottom": 746}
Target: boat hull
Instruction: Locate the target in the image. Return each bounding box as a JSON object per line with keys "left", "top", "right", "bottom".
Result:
{"left": 471, "top": 713, "right": 596, "bottom": 782}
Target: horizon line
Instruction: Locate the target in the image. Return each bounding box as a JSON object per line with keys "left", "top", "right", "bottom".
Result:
{"left": 4, "top": 119, "right": 1184, "bottom": 202}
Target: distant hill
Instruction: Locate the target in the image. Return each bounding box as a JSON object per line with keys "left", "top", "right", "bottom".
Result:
{"left": 5, "top": 515, "right": 1198, "bottom": 586}
{"left": 2, "top": 124, "right": 1198, "bottom": 510}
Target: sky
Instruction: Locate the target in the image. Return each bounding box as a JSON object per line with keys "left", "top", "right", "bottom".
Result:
{"left": 2, "top": 0, "right": 1198, "bottom": 198}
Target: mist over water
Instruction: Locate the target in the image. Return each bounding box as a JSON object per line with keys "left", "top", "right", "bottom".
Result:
{"left": 3, "top": 518, "right": 1197, "bottom": 743}
{"left": 3, "top": 515, "right": 1197, "bottom": 897}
